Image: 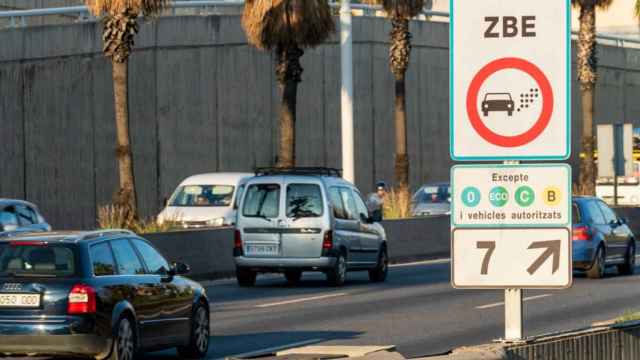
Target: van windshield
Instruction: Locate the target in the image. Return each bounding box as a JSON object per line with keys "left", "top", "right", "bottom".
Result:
{"left": 0, "top": 243, "right": 77, "bottom": 278}
{"left": 169, "top": 185, "right": 235, "bottom": 207}
{"left": 243, "top": 184, "right": 280, "bottom": 218}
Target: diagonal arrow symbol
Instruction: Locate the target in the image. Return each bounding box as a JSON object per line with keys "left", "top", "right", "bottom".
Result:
{"left": 527, "top": 240, "right": 561, "bottom": 275}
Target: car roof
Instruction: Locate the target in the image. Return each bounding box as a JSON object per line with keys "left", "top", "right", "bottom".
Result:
{"left": 179, "top": 172, "right": 253, "bottom": 186}
{"left": 246, "top": 174, "right": 354, "bottom": 187}
{"left": 0, "top": 199, "right": 38, "bottom": 208}
{"left": 0, "top": 230, "right": 136, "bottom": 244}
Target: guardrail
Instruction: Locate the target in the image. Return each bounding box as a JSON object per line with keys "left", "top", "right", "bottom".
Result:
{"left": 1, "top": 1, "right": 638, "bottom": 48}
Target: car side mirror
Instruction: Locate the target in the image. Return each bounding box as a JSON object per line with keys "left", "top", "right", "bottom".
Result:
{"left": 172, "top": 262, "right": 190, "bottom": 275}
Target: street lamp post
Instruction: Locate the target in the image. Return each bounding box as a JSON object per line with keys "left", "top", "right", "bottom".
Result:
{"left": 340, "top": 0, "right": 355, "bottom": 183}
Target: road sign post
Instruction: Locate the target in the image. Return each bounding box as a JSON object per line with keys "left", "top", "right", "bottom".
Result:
{"left": 450, "top": 0, "right": 571, "bottom": 342}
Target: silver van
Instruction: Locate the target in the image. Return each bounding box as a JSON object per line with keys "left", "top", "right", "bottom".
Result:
{"left": 233, "top": 168, "right": 388, "bottom": 287}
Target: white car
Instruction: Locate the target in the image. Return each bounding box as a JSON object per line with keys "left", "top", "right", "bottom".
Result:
{"left": 158, "top": 172, "right": 253, "bottom": 228}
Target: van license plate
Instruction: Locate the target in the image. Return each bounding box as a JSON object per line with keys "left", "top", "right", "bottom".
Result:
{"left": 246, "top": 245, "right": 279, "bottom": 256}
{"left": 0, "top": 294, "right": 41, "bottom": 308}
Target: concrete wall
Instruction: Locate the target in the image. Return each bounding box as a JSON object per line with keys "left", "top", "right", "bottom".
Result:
{"left": 2, "top": 16, "right": 640, "bottom": 229}
{"left": 145, "top": 216, "right": 451, "bottom": 280}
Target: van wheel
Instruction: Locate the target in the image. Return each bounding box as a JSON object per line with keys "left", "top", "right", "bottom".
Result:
{"left": 587, "top": 246, "right": 606, "bottom": 279}
{"left": 177, "top": 304, "right": 210, "bottom": 359}
{"left": 285, "top": 271, "right": 302, "bottom": 284}
{"left": 369, "top": 248, "right": 388, "bottom": 283}
{"left": 327, "top": 253, "right": 347, "bottom": 287}
{"left": 108, "top": 316, "right": 136, "bottom": 360}
{"left": 236, "top": 267, "right": 256, "bottom": 287}
{"left": 618, "top": 242, "right": 636, "bottom": 276}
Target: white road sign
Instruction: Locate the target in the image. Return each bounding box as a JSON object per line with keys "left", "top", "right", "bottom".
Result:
{"left": 450, "top": 0, "right": 570, "bottom": 161}
{"left": 452, "top": 228, "right": 572, "bottom": 289}
{"left": 452, "top": 164, "right": 571, "bottom": 228}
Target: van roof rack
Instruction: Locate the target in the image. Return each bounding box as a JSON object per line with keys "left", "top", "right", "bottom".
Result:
{"left": 255, "top": 167, "right": 342, "bottom": 178}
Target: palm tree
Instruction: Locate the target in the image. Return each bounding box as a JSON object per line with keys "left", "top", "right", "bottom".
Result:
{"left": 367, "top": 0, "right": 423, "bottom": 216}
{"left": 242, "top": 0, "right": 335, "bottom": 168}
{"left": 84, "top": 0, "right": 169, "bottom": 222}
{"left": 573, "top": 0, "right": 612, "bottom": 195}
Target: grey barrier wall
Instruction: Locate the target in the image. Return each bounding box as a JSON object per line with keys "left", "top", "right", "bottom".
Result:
{"left": 3, "top": 16, "right": 640, "bottom": 229}
{"left": 144, "top": 216, "right": 451, "bottom": 280}
{"left": 506, "top": 322, "right": 640, "bottom": 360}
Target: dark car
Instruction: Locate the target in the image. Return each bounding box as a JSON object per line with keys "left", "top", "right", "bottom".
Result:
{"left": 0, "top": 199, "right": 51, "bottom": 235}
{"left": 482, "top": 93, "right": 515, "bottom": 116}
{"left": 0, "top": 230, "right": 210, "bottom": 359}
{"left": 573, "top": 197, "right": 636, "bottom": 279}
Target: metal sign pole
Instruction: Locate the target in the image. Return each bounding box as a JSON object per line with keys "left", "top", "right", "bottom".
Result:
{"left": 503, "top": 160, "right": 523, "bottom": 342}
{"left": 504, "top": 288, "right": 523, "bottom": 341}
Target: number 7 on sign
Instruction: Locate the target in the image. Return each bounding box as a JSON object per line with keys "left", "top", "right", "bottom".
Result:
{"left": 477, "top": 241, "right": 496, "bottom": 275}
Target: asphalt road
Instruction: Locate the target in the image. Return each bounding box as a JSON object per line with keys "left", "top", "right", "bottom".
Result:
{"left": 136, "top": 257, "right": 640, "bottom": 360}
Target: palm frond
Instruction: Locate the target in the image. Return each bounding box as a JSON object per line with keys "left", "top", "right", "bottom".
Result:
{"left": 242, "top": 0, "right": 335, "bottom": 51}
{"left": 636, "top": 0, "right": 640, "bottom": 21}
{"left": 84, "top": 0, "right": 170, "bottom": 17}
{"left": 571, "top": 0, "right": 614, "bottom": 10}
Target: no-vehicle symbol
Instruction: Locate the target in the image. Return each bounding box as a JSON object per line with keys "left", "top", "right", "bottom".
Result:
{"left": 466, "top": 57, "right": 554, "bottom": 148}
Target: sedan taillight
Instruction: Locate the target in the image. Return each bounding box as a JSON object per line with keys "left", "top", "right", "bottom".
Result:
{"left": 572, "top": 225, "right": 592, "bottom": 241}
{"left": 68, "top": 284, "right": 96, "bottom": 314}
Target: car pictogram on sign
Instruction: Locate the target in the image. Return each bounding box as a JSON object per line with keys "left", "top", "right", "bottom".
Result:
{"left": 482, "top": 92, "right": 515, "bottom": 117}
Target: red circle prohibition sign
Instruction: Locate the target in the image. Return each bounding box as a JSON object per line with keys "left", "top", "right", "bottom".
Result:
{"left": 466, "top": 57, "right": 554, "bottom": 148}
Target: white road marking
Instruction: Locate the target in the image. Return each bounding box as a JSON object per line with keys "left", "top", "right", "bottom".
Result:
{"left": 475, "top": 294, "right": 552, "bottom": 310}
{"left": 390, "top": 258, "right": 451, "bottom": 268}
{"left": 212, "top": 338, "right": 323, "bottom": 360}
{"left": 256, "top": 293, "right": 348, "bottom": 308}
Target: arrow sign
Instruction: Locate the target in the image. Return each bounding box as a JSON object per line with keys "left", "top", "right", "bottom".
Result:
{"left": 527, "top": 240, "right": 561, "bottom": 275}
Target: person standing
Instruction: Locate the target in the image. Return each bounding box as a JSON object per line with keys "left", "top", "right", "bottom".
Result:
{"left": 367, "top": 181, "right": 388, "bottom": 220}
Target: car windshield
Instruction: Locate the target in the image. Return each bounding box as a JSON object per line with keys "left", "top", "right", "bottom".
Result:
{"left": 0, "top": 243, "right": 77, "bottom": 278}
{"left": 484, "top": 93, "right": 511, "bottom": 101}
{"left": 169, "top": 185, "right": 235, "bottom": 207}
{"left": 414, "top": 186, "right": 451, "bottom": 204}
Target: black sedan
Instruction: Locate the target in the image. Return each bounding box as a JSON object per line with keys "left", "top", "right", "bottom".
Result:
{"left": 0, "top": 230, "right": 210, "bottom": 359}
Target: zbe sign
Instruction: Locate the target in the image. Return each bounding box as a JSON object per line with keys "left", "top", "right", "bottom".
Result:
{"left": 450, "top": 0, "right": 571, "bottom": 161}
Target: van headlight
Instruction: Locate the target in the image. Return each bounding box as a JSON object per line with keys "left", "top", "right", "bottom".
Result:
{"left": 206, "top": 218, "right": 225, "bottom": 227}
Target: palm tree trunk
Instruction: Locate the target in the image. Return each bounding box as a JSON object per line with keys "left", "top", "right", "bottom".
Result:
{"left": 390, "top": 16, "right": 411, "bottom": 217}
{"left": 577, "top": 3, "right": 597, "bottom": 195}
{"left": 112, "top": 60, "right": 138, "bottom": 220}
{"left": 275, "top": 45, "right": 304, "bottom": 168}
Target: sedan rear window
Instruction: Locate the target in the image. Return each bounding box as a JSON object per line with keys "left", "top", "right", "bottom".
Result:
{"left": 0, "top": 243, "right": 76, "bottom": 278}
{"left": 243, "top": 184, "right": 280, "bottom": 219}
{"left": 287, "top": 184, "right": 323, "bottom": 218}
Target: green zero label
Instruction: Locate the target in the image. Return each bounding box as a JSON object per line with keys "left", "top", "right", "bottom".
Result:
{"left": 461, "top": 187, "right": 481, "bottom": 207}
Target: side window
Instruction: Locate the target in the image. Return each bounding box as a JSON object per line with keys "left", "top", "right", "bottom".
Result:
{"left": 234, "top": 184, "right": 246, "bottom": 210}
{"left": 286, "top": 184, "right": 324, "bottom": 218}
{"left": 242, "top": 184, "right": 281, "bottom": 218}
{"left": 582, "top": 201, "right": 605, "bottom": 224}
{"left": 352, "top": 189, "right": 369, "bottom": 221}
{"left": 132, "top": 239, "right": 170, "bottom": 275}
{"left": 329, "top": 187, "right": 346, "bottom": 219}
{"left": 110, "top": 239, "right": 145, "bottom": 275}
{"left": 339, "top": 187, "right": 358, "bottom": 220}
{"left": 0, "top": 210, "right": 18, "bottom": 228}
{"left": 597, "top": 201, "right": 618, "bottom": 224}
{"left": 15, "top": 205, "right": 37, "bottom": 226}
{"left": 90, "top": 242, "right": 116, "bottom": 276}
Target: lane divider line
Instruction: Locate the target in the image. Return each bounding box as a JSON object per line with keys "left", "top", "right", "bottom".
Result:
{"left": 211, "top": 338, "right": 323, "bottom": 360}
{"left": 475, "top": 294, "right": 552, "bottom": 310}
{"left": 256, "top": 293, "right": 348, "bottom": 308}
{"left": 390, "top": 258, "right": 451, "bottom": 268}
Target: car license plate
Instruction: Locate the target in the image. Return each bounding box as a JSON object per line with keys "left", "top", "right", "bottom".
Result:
{"left": 0, "top": 293, "right": 41, "bottom": 308}
{"left": 246, "top": 245, "right": 279, "bottom": 256}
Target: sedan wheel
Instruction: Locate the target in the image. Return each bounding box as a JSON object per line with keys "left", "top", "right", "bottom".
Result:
{"left": 178, "top": 305, "right": 210, "bottom": 359}
{"left": 587, "top": 246, "right": 606, "bottom": 279}
{"left": 109, "top": 318, "right": 135, "bottom": 360}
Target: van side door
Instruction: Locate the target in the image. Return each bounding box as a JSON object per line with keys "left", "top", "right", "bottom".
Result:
{"left": 352, "top": 188, "right": 382, "bottom": 264}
